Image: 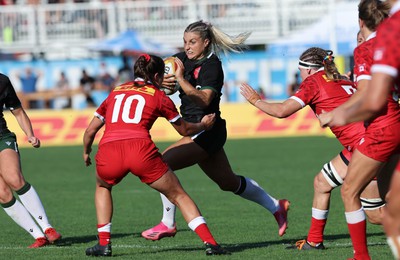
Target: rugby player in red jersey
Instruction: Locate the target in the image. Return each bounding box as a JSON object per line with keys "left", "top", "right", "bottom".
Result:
{"left": 319, "top": 1, "right": 400, "bottom": 259}
{"left": 241, "top": 46, "right": 384, "bottom": 251}
{"left": 83, "top": 54, "right": 229, "bottom": 256}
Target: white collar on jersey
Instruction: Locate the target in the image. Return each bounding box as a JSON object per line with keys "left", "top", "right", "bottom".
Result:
{"left": 366, "top": 31, "right": 376, "bottom": 42}
{"left": 391, "top": 1, "right": 400, "bottom": 16}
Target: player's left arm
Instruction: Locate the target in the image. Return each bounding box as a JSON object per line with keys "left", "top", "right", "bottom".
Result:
{"left": 175, "top": 58, "right": 216, "bottom": 108}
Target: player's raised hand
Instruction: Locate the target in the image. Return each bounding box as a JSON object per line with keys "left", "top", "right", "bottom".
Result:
{"left": 240, "top": 83, "right": 261, "bottom": 105}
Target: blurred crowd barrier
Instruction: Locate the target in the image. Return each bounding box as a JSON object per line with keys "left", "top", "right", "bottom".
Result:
{"left": 0, "top": 0, "right": 358, "bottom": 56}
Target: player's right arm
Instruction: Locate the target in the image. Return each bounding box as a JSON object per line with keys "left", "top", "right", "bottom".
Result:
{"left": 83, "top": 116, "right": 104, "bottom": 166}
{"left": 171, "top": 113, "right": 216, "bottom": 136}
{"left": 240, "top": 83, "right": 302, "bottom": 118}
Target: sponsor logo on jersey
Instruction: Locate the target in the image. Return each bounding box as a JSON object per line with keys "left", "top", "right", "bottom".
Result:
{"left": 114, "top": 84, "right": 156, "bottom": 96}
{"left": 5, "top": 141, "right": 11, "bottom": 146}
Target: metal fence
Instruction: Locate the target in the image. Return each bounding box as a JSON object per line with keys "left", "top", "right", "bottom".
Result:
{"left": 0, "top": 0, "right": 358, "bottom": 56}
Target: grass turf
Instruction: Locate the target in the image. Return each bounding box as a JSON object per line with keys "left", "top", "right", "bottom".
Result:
{"left": 0, "top": 136, "right": 392, "bottom": 259}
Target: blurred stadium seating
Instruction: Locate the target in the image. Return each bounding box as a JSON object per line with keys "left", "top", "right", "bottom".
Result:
{"left": 0, "top": 0, "right": 359, "bottom": 59}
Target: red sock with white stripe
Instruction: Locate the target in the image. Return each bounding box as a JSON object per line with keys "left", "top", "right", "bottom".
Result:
{"left": 307, "top": 208, "right": 328, "bottom": 244}
{"left": 97, "top": 223, "right": 111, "bottom": 246}
{"left": 188, "top": 216, "right": 217, "bottom": 245}
{"left": 345, "top": 208, "right": 370, "bottom": 260}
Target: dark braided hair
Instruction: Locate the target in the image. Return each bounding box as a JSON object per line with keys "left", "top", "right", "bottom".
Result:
{"left": 299, "top": 47, "right": 341, "bottom": 80}
{"left": 133, "top": 54, "right": 165, "bottom": 88}
{"left": 358, "top": 0, "right": 390, "bottom": 32}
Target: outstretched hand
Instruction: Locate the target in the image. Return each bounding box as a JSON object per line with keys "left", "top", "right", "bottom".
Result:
{"left": 240, "top": 83, "right": 261, "bottom": 105}
{"left": 28, "top": 136, "right": 40, "bottom": 148}
{"left": 201, "top": 113, "right": 216, "bottom": 131}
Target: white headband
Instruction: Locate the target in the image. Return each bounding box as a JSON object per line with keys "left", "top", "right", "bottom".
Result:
{"left": 298, "top": 60, "right": 323, "bottom": 69}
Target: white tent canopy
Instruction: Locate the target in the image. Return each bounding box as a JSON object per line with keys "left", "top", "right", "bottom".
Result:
{"left": 267, "top": 1, "right": 359, "bottom": 58}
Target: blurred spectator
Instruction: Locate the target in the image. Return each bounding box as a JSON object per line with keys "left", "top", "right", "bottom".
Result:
{"left": 96, "top": 61, "right": 115, "bottom": 92}
{"left": 18, "top": 67, "right": 40, "bottom": 93}
{"left": 79, "top": 69, "right": 96, "bottom": 107}
{"left": 17, "top": 67, "right": 41, "bottom": 109}
{"left": 53, "top": 71, "right": 71, "bottom": 109}
{"left": 98, "top": 72, "right": 115, "bottom": 92}
{"left": 115, "top": 55, "right": 134, "bottom": 85}
{"left": 287, "top": 71, "right": 300, "bottom": 97}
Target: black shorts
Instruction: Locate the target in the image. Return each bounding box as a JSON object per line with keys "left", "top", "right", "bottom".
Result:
{"left": 0, "top": 132, "right": 18, "bottom": 152}
{"left": 193, "top": 118, "right": 226, "bottom": 156}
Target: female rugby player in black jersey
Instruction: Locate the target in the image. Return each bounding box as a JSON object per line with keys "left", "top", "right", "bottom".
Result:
{"left": 142, "top": 20, "right": 290, "bottom": 241}
{"left": 0, "top": 73, "right": 61, "bottom": 248}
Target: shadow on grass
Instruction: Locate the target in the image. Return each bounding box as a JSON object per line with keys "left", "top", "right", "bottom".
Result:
{"left": 51, "top": 228, "right": 386, "bottom": 256}
{"left": 131, "top": 230, "right": 386, "bottom": 255}
{"left": 54, "top": 232, "right": 142, "bottom": 246}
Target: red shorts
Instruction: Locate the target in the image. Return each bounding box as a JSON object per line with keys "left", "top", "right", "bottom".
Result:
{"left": 95, "top": 138, "right": 168, "bottom": 185}
{"left": 396, "top": 159, "right": 400, "bottom": 172}
{"left": 357, "top": 122, "right": 400, "bottom": 162}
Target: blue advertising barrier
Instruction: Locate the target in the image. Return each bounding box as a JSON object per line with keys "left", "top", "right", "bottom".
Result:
{"left": 0, "top": 51, "right": 307, "bottom": 103}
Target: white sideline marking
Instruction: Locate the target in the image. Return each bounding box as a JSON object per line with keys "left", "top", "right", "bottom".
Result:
{"left": 0, "top": 244, "right": 186, "bottom": 250}
{"left": 0, "top": 242, "right": 388, "bottom": 250}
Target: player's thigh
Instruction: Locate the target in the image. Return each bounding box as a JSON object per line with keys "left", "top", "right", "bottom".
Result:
{"left": 331, "top": 153, "right": 349, "bottom": 180}
{"left": 149, "top": 170, "right": 185, "bottom": 199}
{"left": 162, "top": 136, "right": 208, "bottom": 171}
{"left": 198, "top": 149, "right": 239, "bottom": 191}
{"left": 343, "top": 149, "right": 383, "bottom": 196}
{"left": 361, "top": 180, "right": 380, "bottom": 199}
{"left": 0, "top": 149, "right": 25, "bottom": 190}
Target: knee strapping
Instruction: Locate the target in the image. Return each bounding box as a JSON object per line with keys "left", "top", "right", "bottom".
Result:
{"left": 321, "top": 162, "right": 343, "bottom": 188}
{"left": 360, "top": 197, "right": 385, "bottom": 210}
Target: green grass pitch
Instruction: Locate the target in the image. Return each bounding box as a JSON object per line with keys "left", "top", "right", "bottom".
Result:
{"left": 0, "top": 136, "right": 392, "bottom": 259}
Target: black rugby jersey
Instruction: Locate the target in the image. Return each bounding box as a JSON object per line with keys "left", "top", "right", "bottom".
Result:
{"left": 175, "top": 52, "right": 224, "bottom": 123}
{"left": 0, "top": 73, "right": 22, "bottom": 135}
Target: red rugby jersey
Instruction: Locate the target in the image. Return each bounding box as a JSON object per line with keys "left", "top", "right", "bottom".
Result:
{"left": 95, "top": 80, "right": 180, "bottom": 145}
{"left": 291, "top": 70, "right": 364, "bottom": 151}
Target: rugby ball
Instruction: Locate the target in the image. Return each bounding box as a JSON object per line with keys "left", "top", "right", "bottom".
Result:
{"left": 161, "top": 57, "right": 180, "bottom": 95}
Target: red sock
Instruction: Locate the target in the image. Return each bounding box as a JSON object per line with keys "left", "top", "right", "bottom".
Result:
{"left": 347, "top": 220, "right": 370, "bottom": 260}
{"left": 97, "top": 224, "right": 111, "bottom": 246}
{"left": 307, "top": 217, "right": 327, "bottom": 244}
{"left": 194, "top": 223, "right": 217, "bottom": 246}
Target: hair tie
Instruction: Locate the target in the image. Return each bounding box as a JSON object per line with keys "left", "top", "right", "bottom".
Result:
{"left": 140, "top": 54, "right": 151, "bottom": 62}
{"left": 323, "top": 55, "right": 334, "bottom": 65}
